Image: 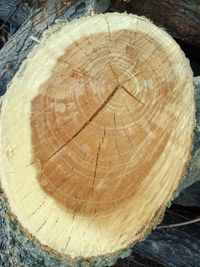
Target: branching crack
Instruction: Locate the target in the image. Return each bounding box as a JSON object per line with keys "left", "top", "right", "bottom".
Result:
{"left": 122, "top": 85, "right": 145, "bottom": 106}
{"left": 45, "top": 85, "right": 120, "bottom": 162}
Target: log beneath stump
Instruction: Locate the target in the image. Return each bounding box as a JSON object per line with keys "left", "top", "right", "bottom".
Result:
{"left": 175, "top": 180, "right": 200, "bottom": 207}
{"left": 0, "top": 13, "right": 195, "bottom": 264}
{"left": 133, "top": 210, "right": 200, "bottom": 267}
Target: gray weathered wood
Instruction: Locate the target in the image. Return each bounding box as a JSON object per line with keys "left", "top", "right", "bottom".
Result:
{"left": 175, "top": 180, "right": 200, "bottom": 206}
{"left": 133, "top": 211, "right": 200, "bottom": 267}
{"left": 0, "top": 0, "right": 31, "bottom": 27}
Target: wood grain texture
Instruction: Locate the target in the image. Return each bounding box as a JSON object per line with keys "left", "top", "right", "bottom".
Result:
{"left": 0, "top": 13, "right": 195, "bottom": 261}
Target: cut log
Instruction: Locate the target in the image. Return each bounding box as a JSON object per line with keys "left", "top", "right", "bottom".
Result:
{"left": 0, "top": 13, "right": 195, "bottom": 264}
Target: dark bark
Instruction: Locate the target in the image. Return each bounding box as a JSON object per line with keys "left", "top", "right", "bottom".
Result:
{"left": 110, "top": 0, "right": 200, "bottom": 47}
{"left": 115, "top": 252, "right": 164, "bottom": 267}
{"left": 0, "top": 0, "right": 31, "bottom": 27}
{"left": 25, "top": 0, "right": 53, "bottom": 9}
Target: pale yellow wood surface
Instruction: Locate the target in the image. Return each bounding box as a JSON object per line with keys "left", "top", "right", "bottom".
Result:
{"left": 0, "top": 13, "right": 195, "bottom": 260}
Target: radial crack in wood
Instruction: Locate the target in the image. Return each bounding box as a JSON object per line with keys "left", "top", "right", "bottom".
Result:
{"left": 0, "top": 13, "right": 195, "bottom": 262}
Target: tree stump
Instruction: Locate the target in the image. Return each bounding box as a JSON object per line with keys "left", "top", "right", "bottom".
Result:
{"left": 0, "top": 13, "right": 195, "bottom": 264}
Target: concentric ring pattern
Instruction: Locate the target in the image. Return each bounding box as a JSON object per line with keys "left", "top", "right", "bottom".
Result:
{"left": 31, "top": 29, "right": 182, "bottom": 216}
{"left": 0, "top": 13, "right": 194, "bottom": 258}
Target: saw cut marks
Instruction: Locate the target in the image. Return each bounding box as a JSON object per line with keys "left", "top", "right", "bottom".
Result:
{"left": 0, "top": 13, "right": 195, "bottom": 260}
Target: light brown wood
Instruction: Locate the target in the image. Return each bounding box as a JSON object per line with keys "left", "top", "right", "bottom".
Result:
{"left": 0, "top": 13, "right": 195, "bottom": 261}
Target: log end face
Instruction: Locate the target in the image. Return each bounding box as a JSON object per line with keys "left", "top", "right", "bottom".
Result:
{"left": 0, "top": 13, "right": 195, "bottom": 259}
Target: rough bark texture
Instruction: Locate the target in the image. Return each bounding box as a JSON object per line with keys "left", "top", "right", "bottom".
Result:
{"left": 0, "top": 0, "right": 31, "bottom": 27}
{"left": 110, "top": 0, "right": 200, "bottom": 47}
